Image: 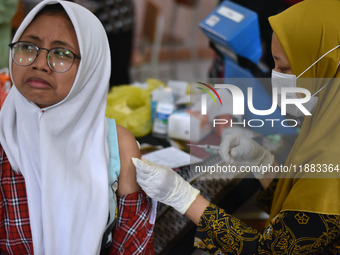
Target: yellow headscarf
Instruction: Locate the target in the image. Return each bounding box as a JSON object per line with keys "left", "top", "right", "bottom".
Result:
{"left": 268, "top": 0, "right": 340, "bottom": 220}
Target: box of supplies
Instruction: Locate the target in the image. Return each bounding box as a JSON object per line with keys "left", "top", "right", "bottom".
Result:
{"left": 199, "top": 0, "right": 262, "bottom": 64}
{"left": 167, "top": 110, "right": 212, "bottom": 142}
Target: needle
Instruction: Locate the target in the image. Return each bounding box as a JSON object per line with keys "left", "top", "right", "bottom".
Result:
{"left": 187, "top": 144, "right": 221, "bottom": 151}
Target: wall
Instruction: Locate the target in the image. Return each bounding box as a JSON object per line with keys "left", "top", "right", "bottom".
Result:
{"left": 133, "top": 0, "right": 218, "bottom": 59}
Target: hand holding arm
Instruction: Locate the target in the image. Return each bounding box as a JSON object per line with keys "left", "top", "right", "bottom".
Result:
{"left": 132, "top": 158, "right": 200, "bottom": 215}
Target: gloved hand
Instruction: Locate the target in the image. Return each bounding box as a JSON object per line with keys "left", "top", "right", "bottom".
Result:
{"left": 219, "top": 131, "right": 274, "bottom": 178}
{"left": 132, "top": 158, "right": 200, "bottom": 214}
{"left": 206, "top": 127, "right": 257, "bottom": 155}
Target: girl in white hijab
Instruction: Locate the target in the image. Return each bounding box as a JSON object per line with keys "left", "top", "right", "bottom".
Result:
{"left": 0, "top": 1, "right": 151, "bottom": 254}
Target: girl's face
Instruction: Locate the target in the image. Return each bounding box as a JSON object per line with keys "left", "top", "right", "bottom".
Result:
{"left": 271, "top": 33, "right": 293, "bottom": 75}
{"left": 12, "top": 12, "right": 80, "bottom": 108}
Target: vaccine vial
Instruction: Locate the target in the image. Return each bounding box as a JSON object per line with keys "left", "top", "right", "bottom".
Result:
{"left": 152, "top": 88, "right": 174, "bottom": 138}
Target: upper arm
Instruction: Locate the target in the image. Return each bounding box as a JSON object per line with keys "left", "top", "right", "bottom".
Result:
{"left": 116, "top": 125, "right": 141, "bottom": 195}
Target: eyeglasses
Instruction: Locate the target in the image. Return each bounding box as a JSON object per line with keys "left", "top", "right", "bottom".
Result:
{"left": 9, "top": 41, "right": 81, "bottom": 73}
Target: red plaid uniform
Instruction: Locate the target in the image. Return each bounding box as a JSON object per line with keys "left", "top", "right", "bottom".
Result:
{"left": 110, "top": 191, "right": 155, "bottom": 255}
{"left": 0, "top": 145, "right": 154, "bottom": 254}
{"left": 0, "top": 146, "right": 33, "bottom": 255}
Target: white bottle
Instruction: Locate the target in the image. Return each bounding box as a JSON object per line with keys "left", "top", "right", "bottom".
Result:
{"left": 151, "top": 87, "right": 164, "bottom": 124}
{"left": 152, "top": 88, "right": 174, "bottom": 138}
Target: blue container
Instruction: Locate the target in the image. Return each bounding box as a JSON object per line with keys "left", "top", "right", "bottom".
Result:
{"left": 199, "top": 0, "right": 262, "bottom": 64}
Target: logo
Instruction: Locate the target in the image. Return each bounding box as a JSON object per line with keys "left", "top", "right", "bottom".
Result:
{"left": 196, "top": 82, "right": 222, "bottom": 115}
{"left": 198, "top": 83, "right": 313, "bottom": 129}
{"left": 200, "top": 84, "right": 312, "bottom": 116}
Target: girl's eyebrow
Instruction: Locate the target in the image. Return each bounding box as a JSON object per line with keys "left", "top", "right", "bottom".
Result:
{"left": 21, "top": 34, "right": 74, "bottom": 49}
{"left": 53, "top": 40, "right": 73, "bottom": 48}
{"left": 20, "top": 35, "right": 41, "bottom": 42}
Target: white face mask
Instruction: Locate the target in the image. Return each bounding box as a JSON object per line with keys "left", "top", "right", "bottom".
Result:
{"left": 271, "top": 44, "right": 340, "bottom": 117}
{"left": 271, "top": 70, "right": 323, "bottom": 117}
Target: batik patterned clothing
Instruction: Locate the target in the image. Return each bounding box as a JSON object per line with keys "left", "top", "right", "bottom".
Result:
{"left": 194, "top": 203, "right": 340, "bottom": 254}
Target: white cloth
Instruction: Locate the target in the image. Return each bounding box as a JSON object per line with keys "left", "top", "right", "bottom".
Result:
{"left": 0, "top": 1, "right": 111, "bottom": 254}
{"left": 132, "top": 158, "right": 200, "bottom": 215}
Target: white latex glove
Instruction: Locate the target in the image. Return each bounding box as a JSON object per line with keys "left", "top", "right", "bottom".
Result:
{"left": 219, "top": 132, "right": 274, "bottom": 178}
{"left": 132, "top": 158, "right": 200, "bottom": 214}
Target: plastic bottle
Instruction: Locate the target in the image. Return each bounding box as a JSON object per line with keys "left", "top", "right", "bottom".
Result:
{"left": 150, "top": 87, "right": 164, "bottom": 124}
{"left": 152, "top": 88, "right": 174, "bottom": 138}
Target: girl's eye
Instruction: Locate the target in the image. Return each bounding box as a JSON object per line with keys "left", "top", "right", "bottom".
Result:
{"left": 277, "top": 67, "right": 291, "bottom": 73}
{"left": 21, "top": 43, "right": 35, "bottom": 52}
{"left": 53, "top": 49, "right": 72, "bottom": 59}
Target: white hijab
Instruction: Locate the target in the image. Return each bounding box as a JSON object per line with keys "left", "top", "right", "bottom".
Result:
{"left": 0, "top": 1, "right": 111, "bottom": 254}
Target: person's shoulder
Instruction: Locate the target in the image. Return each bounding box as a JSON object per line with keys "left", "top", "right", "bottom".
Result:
{"left": 116, "top": 124, "right": 133, "bottom": 139}
{"left": 116, "top": 124, "right": 141, "bottom": 163}
{"left": 116, "top": 125, "right": 141, "bottom": 195}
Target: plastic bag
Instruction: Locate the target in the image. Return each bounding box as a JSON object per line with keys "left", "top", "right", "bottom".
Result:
{"left": 106, "top": 79, "right": 164, "bottom": 137}
{"left": 0, "top": 68, "right": 11, "bottom": 109}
